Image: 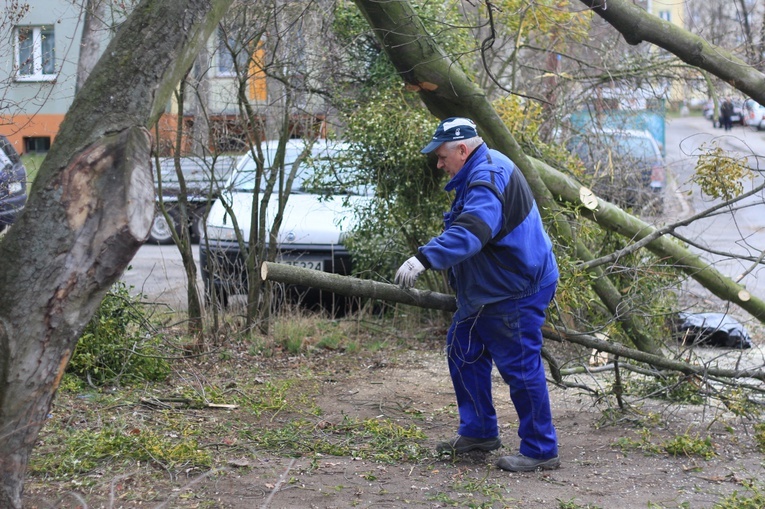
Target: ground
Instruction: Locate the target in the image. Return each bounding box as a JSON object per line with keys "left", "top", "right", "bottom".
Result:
{"left": 23, "top": 322, "right": 765, "bottom": 509}
{"left": 21, "top": 142, "right": 765, "bottom": 508}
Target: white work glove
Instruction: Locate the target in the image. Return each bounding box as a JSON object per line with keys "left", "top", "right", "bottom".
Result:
{"left": 395, "top": 256, "right": 426, "bottom": 289}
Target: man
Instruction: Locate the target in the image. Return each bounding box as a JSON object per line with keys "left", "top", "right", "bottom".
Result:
{"left": 394, "top": 117, "right": 560, "bottom": 472}
{"left": 720, "top": 98, "right": 733, "bottom": 131}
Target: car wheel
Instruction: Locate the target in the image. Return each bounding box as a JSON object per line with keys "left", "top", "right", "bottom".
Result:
{"left": 190, "top": 205, "right": 208, "bottom": 244}
{"left": 205, "top": 284, "right": 229, "bottom": 309}
{"left": 147, "top": 208, "right": 178, "bottom": 244}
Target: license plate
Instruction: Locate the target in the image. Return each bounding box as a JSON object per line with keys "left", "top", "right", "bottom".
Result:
{"left": 279, "top": 258, "right": 324, "bottom": 271}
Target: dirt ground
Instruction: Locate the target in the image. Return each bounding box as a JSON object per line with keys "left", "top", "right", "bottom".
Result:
{"left": 24, "top": 325, "right": 765, "bottom": 509}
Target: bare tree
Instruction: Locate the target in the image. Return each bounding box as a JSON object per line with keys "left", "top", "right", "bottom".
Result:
{"left": 200, "top": 0, "right": 351, "bottom": 331}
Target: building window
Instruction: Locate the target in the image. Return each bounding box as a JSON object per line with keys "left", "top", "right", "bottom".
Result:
{"left": 217, "top": 26, "right": 250, "bottom": 77}
{"left": 15, "top": 26, "right": 56, "bottom": 81}
{"left": 659, "top": 10, "right": 671, "bottom": 22}
{"left": 24, "top": 136, "right": 51, "bottom": 153}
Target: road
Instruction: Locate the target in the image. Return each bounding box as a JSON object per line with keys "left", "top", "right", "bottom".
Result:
{"left": 124, "top": 115, "right": 765, "bottom": 317}
{"left": 121, "top": 243, "right": 202, "bottom": 311}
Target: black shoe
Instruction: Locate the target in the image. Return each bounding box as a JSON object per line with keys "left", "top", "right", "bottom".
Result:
{"left": 436, "top": 435, "right": 502, "bottom": 455}
{"left": 496, "top": 453, "right": 560, "bottom": 472}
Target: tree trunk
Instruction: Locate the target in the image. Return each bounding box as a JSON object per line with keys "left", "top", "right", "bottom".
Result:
{"left": 75, "top": 0, "right": 107, "bottom": 95}
{"left": 353, "top": 0, "right": 662, "bottom": 354}
{"left": 260, "top": 262, "right": 457, "bottom": 311}
{"left": 0, "top": 1, "right": 233, "bottom": 506}
{"left": 170, "top": 81, "right": 204, "bottom": 341}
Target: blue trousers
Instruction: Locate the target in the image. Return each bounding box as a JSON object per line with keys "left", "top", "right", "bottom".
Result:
{"left": 446, "top": 284, "right": 558, "bottom": 459}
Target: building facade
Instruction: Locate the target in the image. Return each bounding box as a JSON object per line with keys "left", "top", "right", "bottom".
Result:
{"left": 1, "top": 1, "right": 326, "bottom": 156}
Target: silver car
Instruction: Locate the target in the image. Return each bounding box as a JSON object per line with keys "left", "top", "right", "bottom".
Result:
{"left": 567, "top": 128, "right": 665, "bottom": 213}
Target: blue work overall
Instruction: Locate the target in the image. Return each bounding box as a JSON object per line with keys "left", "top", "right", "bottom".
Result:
{"left": 446, "top": 282, "right": 558, "bottom": 460}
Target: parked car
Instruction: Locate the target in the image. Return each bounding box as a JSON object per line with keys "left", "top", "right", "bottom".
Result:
{"left": 742, "top": 99, "right": 765, "bottom": 130}
{"left": 200, "top": 139, "right": 371, "bottom": 307}
{"left": 0, "top": 135, "right": 28, "bottom": 232}
{"left": 566, "top": 128, "right": 665, "bottom": 212}
{"left": 148, "top": 155, "right": 238, "bottom": 244}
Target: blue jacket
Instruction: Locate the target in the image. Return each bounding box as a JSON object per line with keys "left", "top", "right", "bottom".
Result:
{"left": 417, "top": 143, "right": 558, "bottom": 317}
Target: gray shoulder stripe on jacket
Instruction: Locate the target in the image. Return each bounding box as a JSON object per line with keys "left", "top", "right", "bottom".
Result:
{"left": 468, "top": 179, "right": 505, "bottom": 204}
{"left": 452, "top": 213, "right": 493, "bottom": 245}
{"left": 495, "top": 168, "right": 534, "bottom": 241}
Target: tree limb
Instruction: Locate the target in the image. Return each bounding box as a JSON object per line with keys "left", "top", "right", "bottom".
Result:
{"left": 530, "top": 157, "right": 765, "bottom": 322}
{"left": 577, "top": 0, "right": 765, "bottom": 106}
{"left": 260, "top": 262, "right": 457, "bottom": 312}
{"left": 544, "top": 326, "right": 765, "bottom": 382}
{"left": 578, "top": 178, "right": 765, "bottom": 271}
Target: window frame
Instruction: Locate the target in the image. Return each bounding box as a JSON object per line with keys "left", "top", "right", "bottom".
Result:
{"left": 215, "top": 24, "right": 258, "bottom": 78}
{"left": 14, "top": 25, "right": 56, "bottom": 82}
{"left": 216, "top": 25, "right": 240, "bottom": 77}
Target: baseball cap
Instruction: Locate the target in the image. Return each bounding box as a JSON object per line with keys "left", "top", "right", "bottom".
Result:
{"left": 421, "top": 117, "right": 479, "bottom": 154}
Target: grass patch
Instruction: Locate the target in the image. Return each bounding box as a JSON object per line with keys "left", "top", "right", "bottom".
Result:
{"left": 713, "top": 481, "right": 765, "bottom": 509}
{"left": 241, "top": 415, "right": 429, "bottom": 462}
{"left": 426, "top": 477, "right": 515, "bottom": 508}
{"left": 29, "top": 420, "right": 212, "bottom": 480}
{"left": 269, "top": 310, "right": 374, "bottom": 355}
{"left": 20, "top": 152, "right": 45, "bottom": 187}
{"left": 614, "top": 429, "right": 716, "bottom": 459}
{"left": 558, "top": 500, "right": 603, "bottom": 509}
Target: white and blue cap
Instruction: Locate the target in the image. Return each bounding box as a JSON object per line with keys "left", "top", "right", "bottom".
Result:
{"left": 421, "top": 117, "right": 479, "bottom": 154}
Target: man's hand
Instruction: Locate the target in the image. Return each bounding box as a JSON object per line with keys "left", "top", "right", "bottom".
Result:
{"left": 395, "top": 256, "right": 426, "bottom": 289}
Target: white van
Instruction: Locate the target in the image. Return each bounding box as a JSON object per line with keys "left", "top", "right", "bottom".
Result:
{"left": 199, "top": 139, "right": 371, "bottom": 305}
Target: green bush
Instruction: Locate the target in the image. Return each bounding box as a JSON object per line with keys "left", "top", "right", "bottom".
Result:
{"left": 67, "top": 281, "right": 170, "bottom": 386}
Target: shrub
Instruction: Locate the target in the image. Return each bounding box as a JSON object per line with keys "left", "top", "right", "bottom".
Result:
{"left": 67, "top": 281, "right": 170, "bottom": 386}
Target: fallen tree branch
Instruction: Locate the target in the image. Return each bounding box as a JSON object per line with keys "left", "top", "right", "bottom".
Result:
{"left": 260, "top": 262, "right": 457, "bottom": 312}
{"left": 577, "top": 179, "right": 765, "bottom": 271}
{"left": 530, "top": 157, "right": 765, "bottom": 323}
{"left": 544, "top": 326, "right": 765, "bottom": 382}
{"left": 263, "top": 262, "right": 765, "bottom": 383}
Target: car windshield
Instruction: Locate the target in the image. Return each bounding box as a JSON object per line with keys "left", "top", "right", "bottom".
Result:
{"left": 607, "top": 134, "right": 657, "bottom": 160}
{"left": 572, "top": 132, "right": 658, "bottom": 166}
{"left": 230, "top": 142, "right": 369, "bottom": 196}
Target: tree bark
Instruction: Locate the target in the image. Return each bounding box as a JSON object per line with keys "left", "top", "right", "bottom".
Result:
{"left": 0, "top": 1, "right": 233, "bottom": 506}
{"left": 577, "top": 0, "right": 765, "bottom": 106}
{"left": 75, "top": 0, "right": 107, "bottom": 95}
{"left": 353, "top": 0, "right": 662, "bottom": 354}
{"left": 261, "top": 262, "right": 457, "bottom": 312}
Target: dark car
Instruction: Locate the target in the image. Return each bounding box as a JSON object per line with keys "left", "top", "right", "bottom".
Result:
{"left": 567, "top": 128, "right": 665, "bottom": 213}
{"left": 0, "top": 135, "right": 28, "bottom": 232}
